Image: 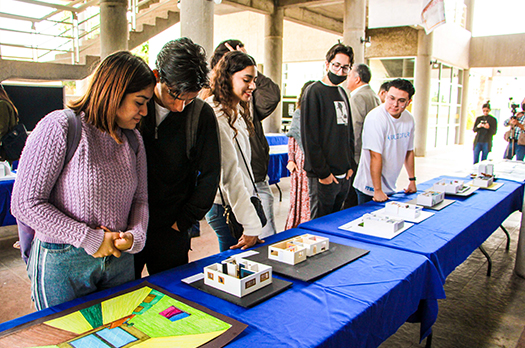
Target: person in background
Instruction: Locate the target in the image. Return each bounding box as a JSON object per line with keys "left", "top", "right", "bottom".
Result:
{"left": 343, "top": 63, "right": 381, "bottom": 209}
{"left": 353, "top": 79, "right": 417, "bottom": 204}
{"left": 301, "top": 42, "right": 356, "bottom": 219}
{"left": 285, "top": 80, "right": 315, "bottom": 230}
{"left": 503, "top": 111, "right": 525, "bottom": 160}
{"left": 0, "top": 84, "right": 18, "bottom": 140}
{"left": 378, "top": 81, "right": 389, "bottom": 103}
{"left": 208, "top": 39, "right": 281, "bottom": 240}
{"left": 134, "top": 38, "right": 220, "bottom": 278}
{"left": 473, "top": 101, "right": 497, "bottom": 164}
{"left": 205, "top": 51, "right": 264, "bottom": 251}
{"left": 11, "top": 51, "right": 154, "bottom": 310}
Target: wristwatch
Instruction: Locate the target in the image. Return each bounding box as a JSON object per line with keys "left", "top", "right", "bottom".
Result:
{"left": 409, "top": 177, "right": 416, "bottom": 181}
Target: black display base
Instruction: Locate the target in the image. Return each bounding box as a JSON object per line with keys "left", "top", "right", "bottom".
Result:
{"left": 246, "top": 241, "right": 370, "bottom": 282}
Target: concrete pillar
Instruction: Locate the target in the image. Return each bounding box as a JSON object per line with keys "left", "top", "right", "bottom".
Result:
{"left": 99, "top": 0, "right": 128, "bottom": 60}
{"left": 458, "top": 0, "right": 475, "bottom": 144}
{"left": 458, "top": 69, "right": 470, "bottom": 144}
{"left": 262, "top": 8, "right": 283, "bottom": 133}
{"left": 413, "top": 30, "right": 433, "bottom": 157}
{"left": 343, "top": 0, "right": 366, "bottom": 65}
{"left": 180, "top": 0, "right": 214, "bottom": 60}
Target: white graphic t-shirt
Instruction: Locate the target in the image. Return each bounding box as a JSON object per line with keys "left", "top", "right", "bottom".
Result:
{"left": 353, "top": 104, "right": 415, "bottom": 196}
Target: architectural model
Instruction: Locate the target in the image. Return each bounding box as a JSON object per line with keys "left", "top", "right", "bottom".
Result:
{"left": 384, "top": 202, "right": 422, "bottom": 219}
{"left": 432, "top": 179, "right": 466, "bottom": 194}
{"left": 0, "top": 161, "right": 12, "bottom": 178}
{"left": 204, "top": 257, "right": 272, "bottom": 297}
{"left": 417, "top": 190, "right": 445, "bottom": 207}
{"left": 478, "top": 162, "right": 494, "bottom": 176}
{"left": 268, "top": 234, "right": 330, "bottom": 265}
{"left": 359, "top": 213, "right": 404, "bottom": 233}
{"left": 473, "top": 162, "right": 495, "bottom": 187}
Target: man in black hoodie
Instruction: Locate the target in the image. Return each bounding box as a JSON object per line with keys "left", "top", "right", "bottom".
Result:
{"left": 301, "top": 43, "right": 356, "bottom": 219}
{"left": 134, "top": 38, "right": 221, "bottom": 278}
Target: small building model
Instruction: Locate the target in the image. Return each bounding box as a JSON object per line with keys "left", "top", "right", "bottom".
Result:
{"left": 360, "top": 213, "right": 404, "bottom": 233}
{"left": 478, "top": 163, "right": 494, "bottom": 176}
{"left": 204, "top": 257, "right": 272, "bottom": 297}
{"left": 268, "top": 234, "right": 330, "bottom": 265}
{"left": 384, "top": 202, "right": 422, "bottom": 219}
{"left": 432, "top": 179, "right": 465, "bottom": 194}
{"left": 472, "top": 174, "right": 494, "bottom": 188}
{"left": 417, "top": 191, "right": 445, "bottom": 207}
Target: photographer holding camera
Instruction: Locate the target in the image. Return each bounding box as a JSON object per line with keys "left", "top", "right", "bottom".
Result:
{"left": 503, "top": 98, "right": 525, "bottom": 160}
{"left": 473, "top": 101, "right": 498, "bottom": 164}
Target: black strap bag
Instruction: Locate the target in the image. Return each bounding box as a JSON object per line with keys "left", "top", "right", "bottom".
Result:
{"left": 0, "top": 123, "right": 28, "bottom": 161}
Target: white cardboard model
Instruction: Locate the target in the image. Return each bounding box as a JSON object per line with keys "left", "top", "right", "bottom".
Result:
{"left": 431, "top": 179, "right": 465, "bottom": 194}
{"left": 268, "top": 234, "right": 330, "bottom": 265}
{"left": 203, "top": 257, "right": 272, "bottom": 298}
{"left": 384, "top": 202, "right": 422, "bottom": 220}
{"left": 472, "top": 175, "right": 494, "bottom": 188}
{"left": 417, "top": 190, "right": 445, "bottom": 207}
{"left": 360, "top": 213, "right": 404, "bottom": 233}
{"left": 478, "top": 163, "right": 494, "bottom": 176}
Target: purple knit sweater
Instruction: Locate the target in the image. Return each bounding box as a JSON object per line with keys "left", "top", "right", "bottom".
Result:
{"left": 11, "top": 110, "right": 148, "bottom": 256}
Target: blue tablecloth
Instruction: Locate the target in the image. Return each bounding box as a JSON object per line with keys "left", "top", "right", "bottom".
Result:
{"left": 299, "top": 176, "right": 524, "bottom": 282}
{"left": 0, "top": 228, "right": 445, "bottom": 347}
{"left": 0, "top": 178, "right": 16, "bottom": 226}
{"left": 265, "top": 133, "right": 288, "bottom": 146}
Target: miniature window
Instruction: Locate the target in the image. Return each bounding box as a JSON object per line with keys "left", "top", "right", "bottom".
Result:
{"left": 245, "top": 279, "right": 256, "bottom": 289}
{"left": 207, "top": 272, "right": 214, "bottom": 280}
{"left": 218, "top": 276, "right": 224, "bottom": 284}
{"left": 143, "top": 294, "right": 155, "bottom": 303}
{"left": 159, "top": 306, "right": 190, "bottom": 322}
{"left": 260, "top": 272, "right": 269, "bottom": 282}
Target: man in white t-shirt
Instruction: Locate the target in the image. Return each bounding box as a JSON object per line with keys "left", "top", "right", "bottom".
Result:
{"left": 353, "top": 79, "right": 417, "bottom": 204}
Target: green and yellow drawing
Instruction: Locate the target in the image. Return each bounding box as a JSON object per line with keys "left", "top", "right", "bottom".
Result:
{"left": 0, "top": 286, "right": 231, "bottom": 348}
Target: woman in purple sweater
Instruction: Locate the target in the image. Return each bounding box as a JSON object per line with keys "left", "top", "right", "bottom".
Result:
{"left": 11, "top": 51, "right": 155, "bottom": 310}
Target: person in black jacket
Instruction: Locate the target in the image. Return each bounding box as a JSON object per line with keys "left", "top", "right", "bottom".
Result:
{"left": 473, "top": 101, "right": 497, "bottom": 164}
{"left": 134, "top": 38, "right": 221, "bottom": 278}
{"left": 301, "top": 43, "right": 356, "bottom": 219}
{"left": 209, "top": 40, "right": 281, "bottom": 238}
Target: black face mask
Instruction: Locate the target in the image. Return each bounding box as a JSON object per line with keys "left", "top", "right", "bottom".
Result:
{"left": 327, "top": 71, "right": 347, "bottom": 85}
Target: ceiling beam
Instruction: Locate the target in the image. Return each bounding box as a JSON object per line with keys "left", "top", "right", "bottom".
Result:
{"left": 278, "top": 0, "right": 342, "bottom": 9}
{"left": 221, "top": 0, "right": 274, "bottom": 15}
{"left": 284, "top": 7, "right": 342, "bottom": 35}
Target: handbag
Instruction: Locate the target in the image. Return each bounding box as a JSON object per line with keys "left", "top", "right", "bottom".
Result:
{"left": 519, "top": 132, "right": 525, "bottom": 146}
{"left": 0, "top": 123, "right": 28, "bottom": 161}
{"left": 504, "top": 128, "right": 513, "bottom": 142}
{"left": 235, "top": 138, "right": 267, "bottom": 227}
{"left": 218, "top": 186, "right": 244, "bottom": 240}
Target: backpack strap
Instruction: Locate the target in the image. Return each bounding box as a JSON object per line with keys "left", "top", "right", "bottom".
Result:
{"left": 64, "top": 109, "right": 82, "bottom": 165}
{"left": 186, "top": 98, "right": 205, "bottom": 160}
{"left": 122, "top": 129, "right": 139, "bottom": 155}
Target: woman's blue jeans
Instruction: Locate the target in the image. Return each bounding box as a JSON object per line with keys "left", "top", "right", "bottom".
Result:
{"left": 206, "top": 203, "right": 238, "bottom": 252}
{"left": 473, "top": 142, "right": 489, "bottom": 164}
{"left": 27, "top": 238, "right": 134, "bottom": 310}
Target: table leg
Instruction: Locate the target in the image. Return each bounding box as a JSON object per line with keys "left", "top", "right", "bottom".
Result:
{"left": 478, "top": 245, "right": 492, "bottom": 277}
{"left": 500, "top": 225, "right": 511, "bottom": 251}
{"left": 275, "top": 183, "right": 282, "bottom": 202}
{"left": 515, "top": 195, "right": 525, "bottom": 278}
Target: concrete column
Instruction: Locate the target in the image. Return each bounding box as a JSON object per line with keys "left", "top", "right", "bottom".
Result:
{"left": 343, "top": 0, "right": 366, "bottom": 65}
{"left": 180, "top": 0, "right": 214, "bottom": 59}
{"left": 100, "top": 0, "right": 128, "bottom": 60}
{"left": 413, "top": 30, "right": 433, "bottom": 157}
{"left": 458, "top": 69, "right": 470, "bottom": 144}
{"left": 262, "top": 8, "right": 283, "bottom": 133}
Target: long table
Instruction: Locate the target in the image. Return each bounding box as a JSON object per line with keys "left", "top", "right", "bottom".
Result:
{"left": 0, "top": 228, "right": 445, "bottom": 347}
{"left": 299, "top": 176, "right": 524, "bottom": 282}
{"left": 0, "top": 178, "right": 16, "bottom": 226}
{"left": 266, "top": 133, "right": 289, "bottom": 186}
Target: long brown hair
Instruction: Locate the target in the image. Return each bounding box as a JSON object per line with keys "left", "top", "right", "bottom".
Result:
{"left": 210, "top": 51, "right": 256, "bottom": 137}
{"left": 68, "top": 51, "right": 155, "bottom": 143}
{"left": 0, "top": 85, "right": 18, "bottom": 116}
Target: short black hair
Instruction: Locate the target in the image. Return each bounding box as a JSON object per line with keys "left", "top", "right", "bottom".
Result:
{"left": 155, "top": 37, "right": 209, "bottom": 94}
{"left": 211, "top": 39, "right": 244, "bottom": 69}
{"left": 354, "top": 64, "right": 372, "bottom": 84}
{"left": 387, "top": 79, "right": 415, "bottom": 99}
{"left": 325, "top": 43, "right": 354, "bottom": 67}
{"left": 379, "top": 81, "right": 390, "bottom": 92}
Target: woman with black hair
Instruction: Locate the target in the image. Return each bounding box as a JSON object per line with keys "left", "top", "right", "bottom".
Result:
{"left": 473, "top": 101, "right": 498, "bottom": 164}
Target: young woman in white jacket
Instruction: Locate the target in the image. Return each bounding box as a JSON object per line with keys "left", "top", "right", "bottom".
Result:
{"left": 205, "top": 51, "right": 263, "bottom": 251}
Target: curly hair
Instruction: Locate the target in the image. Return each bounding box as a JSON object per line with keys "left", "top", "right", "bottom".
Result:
{"left": 210, "top": 51, "right": 256, "bottom": 137}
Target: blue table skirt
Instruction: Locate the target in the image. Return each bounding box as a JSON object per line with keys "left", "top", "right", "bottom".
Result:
{"left": 0, "top": 228, "right": 444, "bottom": 347}
{"left": 265, "top": 133, "right": 288, "bottom": 146}
{"left": 0, "top": 178, "right": 16, "bottom": 226}
{"left": 268, "top": 152, "right": 289, "bottom": 185}
{"left": 299, "top": 176, "right": 524, "bottom": 283}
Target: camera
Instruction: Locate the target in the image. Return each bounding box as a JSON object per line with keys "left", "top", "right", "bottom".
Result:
{"left": 509, "top": 97, "right": 520, "bottom": 116}
{"left": 480, "top": 120, "right": 488, "bottom": 125}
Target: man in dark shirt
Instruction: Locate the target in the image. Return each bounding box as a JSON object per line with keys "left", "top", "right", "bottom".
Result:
{"left": 301, "top": 43, "right": 356, "bottom": 219}
{"left": 134, "top": 38, "right": 221, "bottom": 278}
{"left": 473, "top": 101, "right": 497, "bottom": 164}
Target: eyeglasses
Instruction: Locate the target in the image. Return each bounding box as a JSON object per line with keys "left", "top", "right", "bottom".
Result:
{"left": 166, "top": 85, "right": 197, "bottom": 104}
{"left": 330, "top": 62, "right": 351, "bottom": 74}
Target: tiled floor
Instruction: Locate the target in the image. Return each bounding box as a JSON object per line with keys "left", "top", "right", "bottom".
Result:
{"left": 1, "top": 141, "right": 525, "bottom": 347}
